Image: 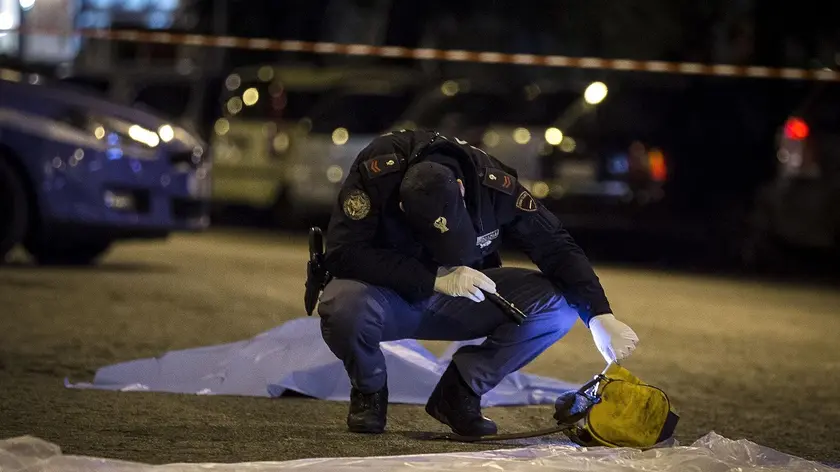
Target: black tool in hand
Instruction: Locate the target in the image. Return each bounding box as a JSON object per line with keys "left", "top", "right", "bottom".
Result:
{"left": 484, "top": 291, "right": 527, "bottom": 325}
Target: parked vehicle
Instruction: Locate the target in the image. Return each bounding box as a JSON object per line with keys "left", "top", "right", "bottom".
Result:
{"left": 483, "top": 81, "right": 670, "bottom": 232}
{"left": 209, "top": 65, "right": 419, "bottom": 224}
{"left": 741, "top": 83, "right": 840, "bottom": 266}
{"left": 210, "top": 65, "right": 335, "bottom": 212}
{"left": 0, "top": 68, "right": 210, "bottom": 265}
{"left": 280, "top": 72, "right": 420, "bottom": 220}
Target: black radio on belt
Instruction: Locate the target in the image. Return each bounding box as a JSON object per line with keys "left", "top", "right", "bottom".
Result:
{"left": 304, "top": 227, "right": 331, "bottom": 316}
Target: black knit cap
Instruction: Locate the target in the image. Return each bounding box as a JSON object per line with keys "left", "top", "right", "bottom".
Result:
{"left": 399, "top": 158, "right": 479, "bottom": 266}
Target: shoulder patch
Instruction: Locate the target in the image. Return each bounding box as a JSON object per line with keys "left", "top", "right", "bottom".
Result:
{"left": 515, "top": 189, "right": 538, "bottom": 212}
{"left": 343, "top": 189, "right": 371, "bottom": 220}
{"left": 482, "top": 168, "right": 516, "bottom": 195}
{"left": 362, "top": 153, "right": 402, "bottom": 179}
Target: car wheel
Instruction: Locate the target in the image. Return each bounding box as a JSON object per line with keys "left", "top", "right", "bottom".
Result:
{"left": 0, "top": 158, "right": 29, "bottom": 264}
{"left": 25, "top": 237, "right": 113, "bottom": 266}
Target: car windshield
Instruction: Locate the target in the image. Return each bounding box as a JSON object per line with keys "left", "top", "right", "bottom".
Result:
{"left": 305, "top": 92, "right": 413, "bottom": 134}
{"left": 134, "top": 84, "right": 193, "bottom": 120}
{"left": 57, "top": 77, "right": 111, "bottom": 95}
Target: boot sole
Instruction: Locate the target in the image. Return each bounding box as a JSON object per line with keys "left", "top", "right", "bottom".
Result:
{"left": 425, "top": 403, "right": 497, "bottom": 437}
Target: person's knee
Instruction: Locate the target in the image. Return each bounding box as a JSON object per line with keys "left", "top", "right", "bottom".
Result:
{"left": 318, "top": 279, "right": 388, "bottom": 355}
{"left": 542, "top": 295, "right": 579, "bottom": 334}
{"left": 493, "top": 270, "right": 564, "bottom": 314}
{"left": 493, "top": 270, "right": 577, "bottom": 333}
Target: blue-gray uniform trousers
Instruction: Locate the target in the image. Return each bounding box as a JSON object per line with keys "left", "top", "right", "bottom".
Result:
{"left": 317, "top": 267, "right": 579, "bottom": 396}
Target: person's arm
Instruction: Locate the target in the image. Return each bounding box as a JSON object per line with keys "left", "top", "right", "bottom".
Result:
{"left": 502, "top": 185, "right": 611, "bottom": 325}
{"left": 323, "top": 138, "right": 438, "bottom": 302}
{"left": 502, "top": 184, "right": 639, "bottom": 363}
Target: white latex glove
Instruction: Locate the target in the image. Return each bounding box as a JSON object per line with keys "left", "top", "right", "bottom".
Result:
{"left": 589, "top": 314, "right": 639, "bottom": 364}
{"left": 434, "top": 266, "right": 497, "bottom": 303}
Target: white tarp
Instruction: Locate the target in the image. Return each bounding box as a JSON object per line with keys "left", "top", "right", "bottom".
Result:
{"left": 0, "top": 433, "right": 835, "bottom": 472}
{"left": 65, "top": 317, "right": 578, "bottom": 407}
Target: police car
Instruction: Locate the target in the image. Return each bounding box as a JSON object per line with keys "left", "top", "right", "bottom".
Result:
{"left": 0, "top": 68, "right": 211, "bottom": 265}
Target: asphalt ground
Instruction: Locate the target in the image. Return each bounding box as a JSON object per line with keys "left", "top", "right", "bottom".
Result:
{"left": 1, "top": 230, "right": 839, "bottom": 465}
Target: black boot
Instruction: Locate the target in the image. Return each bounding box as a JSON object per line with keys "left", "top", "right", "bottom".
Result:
{"left": 425, "top": 362, "right": 498, "bottom": 436}
{"left": 347, "top": 385, "right": 388, "bottom": 433}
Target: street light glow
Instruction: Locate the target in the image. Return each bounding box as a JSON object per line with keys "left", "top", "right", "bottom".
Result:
{"left": 584, "top": 81, "right": 608, "bottom": 105}
{"left": 545, "top": 127, "right": 564, "bottom": 145}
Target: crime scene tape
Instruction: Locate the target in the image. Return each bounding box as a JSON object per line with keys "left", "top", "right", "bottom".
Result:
{"left": 3, "top": 26, "right": 840, "bottom": 82}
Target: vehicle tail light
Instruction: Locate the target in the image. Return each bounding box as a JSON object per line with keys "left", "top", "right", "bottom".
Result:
{"left": 648, "top": 149, "right": 667, "bottom": 182}
{"left": 784, "top": 117, "right": 809, "bottom": 141}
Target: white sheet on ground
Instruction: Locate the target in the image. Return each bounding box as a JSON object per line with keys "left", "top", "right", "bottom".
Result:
{"left": 65, "top": 317, "right": 579, "bottom": 407}
{"left": 1, "top": 433, "right": 836, "bottom": 472}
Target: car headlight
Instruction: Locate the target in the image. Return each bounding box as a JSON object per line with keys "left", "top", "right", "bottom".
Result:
{"left": 128, "top": 125, "right": 160, "bottom": 148}
{"left": 61, "top": 110, "right": 161, "bottom": 158}
{"left": 158, "top": 124, "right": 175, "bottom": 143}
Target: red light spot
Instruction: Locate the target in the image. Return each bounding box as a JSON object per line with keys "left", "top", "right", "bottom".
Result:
{"left": 648, "top": 149, "right": 667, "bottom": 182}
{"left": 784, "top": 118, "right": 809, "bottom": 140}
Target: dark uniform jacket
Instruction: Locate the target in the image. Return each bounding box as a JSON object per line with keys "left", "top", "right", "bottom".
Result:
{"left": 324, "top": 129, "right": 611, "bottom": 325}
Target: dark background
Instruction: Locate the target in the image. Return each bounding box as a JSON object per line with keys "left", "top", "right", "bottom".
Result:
{"left": 2, "top": 1, "right": 840, "bottom": 466}
{"left": 208, "top": 0, "right": 840, "bottom": 274}
{"left": 2, "top": 0, "right": 838, "bottom": 273}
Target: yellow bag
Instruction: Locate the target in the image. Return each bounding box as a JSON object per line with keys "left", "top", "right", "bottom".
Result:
{"left": 422, "top": 363, "right": 678, "bottom": 447}
{"left": 554, "top": 363, "right": 679, "bottom": 449}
